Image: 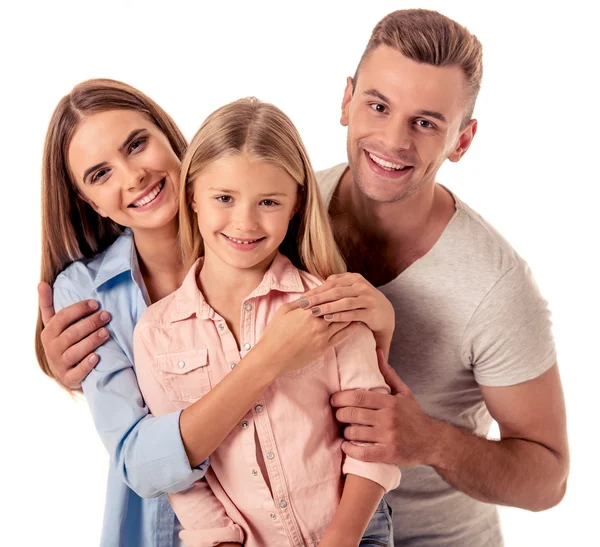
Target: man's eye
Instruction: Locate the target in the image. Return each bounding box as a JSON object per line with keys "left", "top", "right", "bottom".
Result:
{"left": 416, "top": 119, "right": 434, "bottom": 129}
{"left": 370, "top": 103, "right": 387, "bottom": 113}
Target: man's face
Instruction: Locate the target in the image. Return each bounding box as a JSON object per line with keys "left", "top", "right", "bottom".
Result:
{"left": 341, "top": 45, "right": 477, "bottom": 203}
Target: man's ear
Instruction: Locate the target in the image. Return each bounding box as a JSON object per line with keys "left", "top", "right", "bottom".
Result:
{"left": 448, "top": 119, "right": 478, "bottom": 162}
{"left": 340, "top": 76, "right": 354, "bottom": 127}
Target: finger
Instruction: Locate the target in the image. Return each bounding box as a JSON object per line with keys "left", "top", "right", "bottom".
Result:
{"left": 343, "top": 424, "right": 385, "bottom": 444}
{"left": 61, "top": 353, "right": 99, "bottom": 390}
{"left": 61, "top": 325, "right": 110, "bottom": 367}
{"left": 335, "top": 405, "right": 380, "bottom": 426}
{"left": 376, "top": 349, "right": 411, "bottom": 397}
{"left": 57, "top": 310, "right": 111, "bottom": 356}
{"left": 38, "top": 282, "right": 56, "bottom": 327}
{"left": 322, "top": 310, "right": 368, "bottom": 324}
{"left": 299, "top": 276, "right": 357, "bottom": 306}
{"left": 310, "top": 297, "right": 363, "bottom": 317}
{"left": 341, "top": 441, "right": 387, "bottom": 463}
{"left": 44, "top": 299, "right": 100, "bottom": 338}
{"left": 331, "top": 388, "right": 395, "bottom": 411}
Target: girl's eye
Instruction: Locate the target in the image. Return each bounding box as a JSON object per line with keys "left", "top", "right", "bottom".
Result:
{"left": 370, "top": 103, "right": 387, "bottom": 113}
{"left": 129, "top": 138, "right": 147, "bottom": 153}
{"left": 216, "top": 195, "right": 233, "bottom": 203}
{"left": 91, "top": 168, "right": 109, "bottom": 184}
{"left": 260, "top": 199, "right": 279, "bottom": 207}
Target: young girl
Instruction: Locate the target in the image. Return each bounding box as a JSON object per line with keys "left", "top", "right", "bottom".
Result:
{"left": 133, "top": 98, "right": 401, "bottom": 547}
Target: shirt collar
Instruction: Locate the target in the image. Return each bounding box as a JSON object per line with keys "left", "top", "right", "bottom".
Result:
{"left": 170, "top": 252, "right": 305, "bottom": 323}
{"left": 92, "top": 229, "right": 141, "bottom": 291}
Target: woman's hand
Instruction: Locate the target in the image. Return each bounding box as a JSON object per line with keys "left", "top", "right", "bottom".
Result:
{"left": 38, "top": 282, "right": 110, "bottom": 389}
{"left": 256, "top": 300, "right": 352, "bottom": 375}
{"left": 299, "top": 273, "right": 395, "bottom": 357}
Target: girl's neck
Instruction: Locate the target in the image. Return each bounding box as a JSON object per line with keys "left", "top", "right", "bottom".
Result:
{"left": 133, "top": 221, "right": 185, "bottom": 302}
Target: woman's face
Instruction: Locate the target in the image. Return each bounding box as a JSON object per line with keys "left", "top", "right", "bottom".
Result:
{"left": 68, "top": 109, "right": 181, "bottom": 233}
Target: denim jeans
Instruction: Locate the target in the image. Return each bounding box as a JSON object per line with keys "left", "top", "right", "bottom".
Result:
{"left": 360, "top": 497, "right": 393, "bottom": 546}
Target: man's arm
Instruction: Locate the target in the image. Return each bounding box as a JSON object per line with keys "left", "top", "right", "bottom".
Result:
{"left": 331, "top": 352, "right": 569, "bottom": 512}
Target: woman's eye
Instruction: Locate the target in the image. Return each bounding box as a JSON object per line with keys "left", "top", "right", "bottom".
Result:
{"left": 216, "top": 196, "right": 233, "bottom": 203}
{"left": 260, "top": 199, "right": 279, "bottom": 207}
{"left": 129, "top": 138, "right": 147, "bottom": 153}
{"left": 370, "top": 103, "right": 387, "bottom": 113}
{"left": 91, "top": 169, "right": 109, "bottom": 184}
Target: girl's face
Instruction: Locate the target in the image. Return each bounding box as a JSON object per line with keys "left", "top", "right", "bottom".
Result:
{"left": 68, "top": 109, "right": 181, "bottom": 233}
{"left": 192, "top": 153, "right": 298, "bottom": 273}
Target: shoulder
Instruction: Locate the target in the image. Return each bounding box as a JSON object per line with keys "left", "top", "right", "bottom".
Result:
{"left": 315, "top": 163, "right": 347, "bottom": 201}
{"left": 137, "top": 291, "right": 180, "bottom": 330}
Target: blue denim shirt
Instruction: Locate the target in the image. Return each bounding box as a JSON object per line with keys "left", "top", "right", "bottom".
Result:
{"left": 53, "top": 230, "right": 209, "bottom": 547}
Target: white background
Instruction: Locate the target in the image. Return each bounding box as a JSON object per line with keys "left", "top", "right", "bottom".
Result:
{"left": 1, "top": 1, "right": 598, "bottom": 545}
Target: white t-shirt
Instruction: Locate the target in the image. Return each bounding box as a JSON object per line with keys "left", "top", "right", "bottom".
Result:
{"left": 317, "top": 163, "right": 556, "bottom": 547}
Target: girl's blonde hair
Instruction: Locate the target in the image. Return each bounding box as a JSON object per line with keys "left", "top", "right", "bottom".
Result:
{"left": 35, "top": 78, "right": 187, "bottom": 387}
{"left": 179, "top": 97, "right": 346, "bottom": 279}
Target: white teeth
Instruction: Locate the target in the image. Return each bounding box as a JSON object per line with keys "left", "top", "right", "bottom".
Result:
{"left": 225, "top": 235, "right": 260, "bottom": 245}
{"left": 131, "top": 181, "right": 164, "bottom": 208}
{"left": 368, "top": 152, "right": 406, "bottom": 171}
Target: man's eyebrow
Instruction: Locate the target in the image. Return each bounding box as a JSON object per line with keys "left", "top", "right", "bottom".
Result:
{"left": 417, "top": 110, "right": 448, "bottom": 124}
{"left": 119, "top": 129, "right": 146, "bottom": 153}
{"left": 83, "top": 161, "right": 108, "bottom": 183}
{"left": 364, "top": 89, "right": 391, "bottom": 104}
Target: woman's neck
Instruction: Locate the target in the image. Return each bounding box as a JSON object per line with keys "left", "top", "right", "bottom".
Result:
{"left": 133, "top": 222, "right": 185, "bottom": 302}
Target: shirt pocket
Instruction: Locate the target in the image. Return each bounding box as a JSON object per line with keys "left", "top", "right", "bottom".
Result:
{"left": 156, "top": 348, "right": 211, "bottom": 403}
{"left": 282, "top": 355, "right": 326, "bottom": 378}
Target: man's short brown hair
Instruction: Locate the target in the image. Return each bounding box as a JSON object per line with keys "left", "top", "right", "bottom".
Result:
{"left": 354, "top": 9, "right": 483, "bottom": 124}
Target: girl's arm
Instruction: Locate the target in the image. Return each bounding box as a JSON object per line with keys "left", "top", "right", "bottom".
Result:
{"left": 319, "top": 475, "right": 384, "bottom": 547}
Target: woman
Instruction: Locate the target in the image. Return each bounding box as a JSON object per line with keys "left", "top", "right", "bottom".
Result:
{"left": 35, "top": 79, "right": 396, "bottom": 547}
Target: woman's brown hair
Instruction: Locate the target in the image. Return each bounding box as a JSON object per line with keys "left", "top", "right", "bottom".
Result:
{"left": 35, "top": 78, "right": 187, "bottom": 384}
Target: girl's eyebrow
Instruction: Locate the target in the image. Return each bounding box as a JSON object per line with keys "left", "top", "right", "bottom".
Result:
{"left": 82, "top": 129, "right": 147, "bottom": 182}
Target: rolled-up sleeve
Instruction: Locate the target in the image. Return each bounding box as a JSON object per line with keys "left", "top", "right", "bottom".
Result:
{"left": 335, "top": 323, "right": 401, "bottom": 493}
{"left": 53, "top": 283, "right": 208, "bottom": 499}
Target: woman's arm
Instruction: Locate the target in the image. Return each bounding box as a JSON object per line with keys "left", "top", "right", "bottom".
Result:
{"left": 319, "top": 475, "right": 384, "bottom": 547}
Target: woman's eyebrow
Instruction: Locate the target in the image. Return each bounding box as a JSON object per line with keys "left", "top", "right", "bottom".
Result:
{"left": 83, "top": 161, "right": 108, "bottom": 183}
{"left": 119, "top": 128, "right": 146, "bottom": 152}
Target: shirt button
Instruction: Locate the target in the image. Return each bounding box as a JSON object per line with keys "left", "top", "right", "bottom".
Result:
{"left": 279, "top": 500, "right": 287, "bottom": 508}
{"left": 266, "top": 451, "right": 275, "bottom": 460}
{"left": 177, "top": 361, "right": 185, "bottom": 369}
{"left": 230, "top": 363, "right": 236, "bottom": 369}
{"left": 270, "top": 513, "right": 277, "bottom": 520}
{"left": 244, "top": 303, "right": 252, "bottom": 311}
{"left": 243, "top": 343, "right": 251, "bottom": 350}
{"left": 252, "top": 469, "right": 258, "bottom": 476}
{"left": 218, "top": 323, "right": 225, "bottom": 331}
{"left": 255, "top": 405, "right": 264, "bottom": 413}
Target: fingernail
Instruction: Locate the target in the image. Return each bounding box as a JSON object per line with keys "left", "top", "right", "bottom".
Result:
{"left": 88, "top": 354, "right": 98, "bottom": 364}
{"left": 88, "top": 300, "right": 99, "bottom": 309}
{"left": 298, "top": 298, "right": 309, "bottom": 308}
{"left": 99, "top": 328, "right": 109, "bottom": 338}
{"left": 100, "top": 311, "right": 110, "bottom": 322}
{"left": 311, "top": 307, "right": 321, "bottom": 315}
{"left": 324, "top": 314, "right": 333, "bottom": 320}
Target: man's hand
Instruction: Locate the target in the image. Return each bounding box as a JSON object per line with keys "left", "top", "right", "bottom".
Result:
{"left": 38, "top": 282, "right": 111, "bottom": 390}
{"left": 331, "top": 349, "right": 441, "bottom": 466}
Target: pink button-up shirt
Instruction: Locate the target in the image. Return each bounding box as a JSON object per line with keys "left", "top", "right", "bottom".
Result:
{"left": 134, "top": 254, "right": 401, "bottom": 547}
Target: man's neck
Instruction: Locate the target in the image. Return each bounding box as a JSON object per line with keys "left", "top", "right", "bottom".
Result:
{"left": 330, "top": 167, "right": 456, "bottom": 285}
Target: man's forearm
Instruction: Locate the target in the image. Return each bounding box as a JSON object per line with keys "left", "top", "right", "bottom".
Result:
{"left": 430, "top": 420, "right": 568, "bottom": 511}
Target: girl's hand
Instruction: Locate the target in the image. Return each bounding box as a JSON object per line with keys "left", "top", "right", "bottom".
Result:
{"left": 256, "top": 300, "right": 352, "bottom": 375}
{"left": 299, "top": 273, "right": 395, "bottom": 356}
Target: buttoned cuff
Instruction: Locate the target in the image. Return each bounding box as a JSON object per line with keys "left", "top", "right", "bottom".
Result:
{"left": 343, "top": 456, "right": 401, "bottom": 493}
{"left": 179, "top": 523, "right": 244, "bottom": 547}
{"left": 136, "top": 410, "right": 209, "bottom": 495}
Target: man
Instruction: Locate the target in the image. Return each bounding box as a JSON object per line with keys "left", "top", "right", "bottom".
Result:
{"left": 301, "top": 8, "right": 568, "bottom": 546}
{"left": 38, "top": 9, "right": 568, "bottom": 547}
